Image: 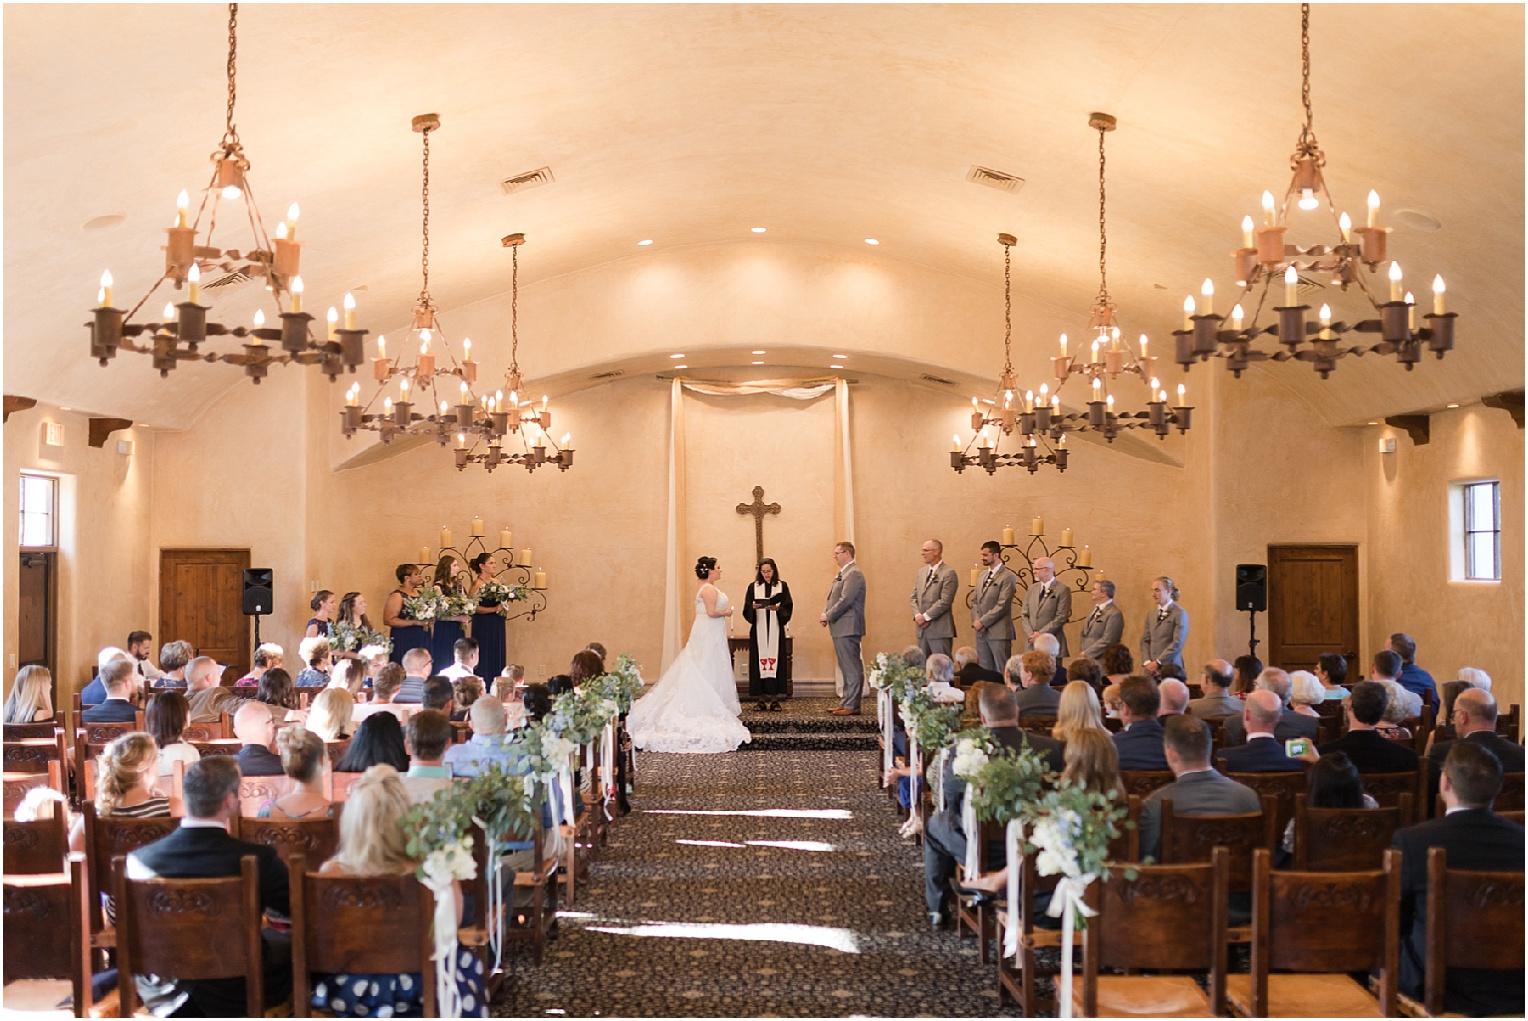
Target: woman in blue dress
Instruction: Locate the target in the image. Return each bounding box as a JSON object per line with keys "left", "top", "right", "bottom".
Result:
{"left": 305, "top": 590, "right": 336, "bottom": 640}
{"left": 467, "top": 554, "right": 507, "bottom": 684}
{"left": 428, "top": 554, "right": 471, "bottom": 672}
{"left": 382, "top": 564, "right": 430, "bottom": 667}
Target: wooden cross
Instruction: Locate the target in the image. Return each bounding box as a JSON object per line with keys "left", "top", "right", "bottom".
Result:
{"left": 735, "top": 485, "right": 781, "bottom": 565}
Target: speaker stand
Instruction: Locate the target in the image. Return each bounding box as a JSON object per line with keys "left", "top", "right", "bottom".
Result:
{"left": 252, "top": 615, "right": 262, "bottom": 650}
{"left": 1246, "top": 608, "right": 1261, "bottom": 660}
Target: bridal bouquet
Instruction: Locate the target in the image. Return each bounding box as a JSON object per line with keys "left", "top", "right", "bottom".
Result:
{"left": 439, "top": 591, "right": 479, "bottom": 619}
{"left": 329, "top": 620, "right": 392, "bottom": 655}
{"left": 474, "top": 578, "right": 527, "bottom": 615}
{"left": 402, "top": 590, "right": 452, "bottom": 623}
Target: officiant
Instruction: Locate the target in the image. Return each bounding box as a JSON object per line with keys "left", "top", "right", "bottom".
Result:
{"left": 743, "top": 558, "right": 793, "bottom": 712}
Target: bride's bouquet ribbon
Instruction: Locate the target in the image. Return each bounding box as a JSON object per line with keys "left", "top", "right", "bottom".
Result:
{"left": 1048, "top": 871, "right": 1099, "bottom": 1020}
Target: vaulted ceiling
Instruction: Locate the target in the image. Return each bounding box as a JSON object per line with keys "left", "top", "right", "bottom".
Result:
{"left": 5, "top": 4, "right": 1522, "bottom": 432}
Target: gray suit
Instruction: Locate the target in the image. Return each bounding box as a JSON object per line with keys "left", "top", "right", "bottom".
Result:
{"left": 1187, "top": 689, "right": 1243, "bottom": 722}
{"left": 824, "top": 562, "right": 867, "bottom": 710}
{"left": 1140, "top": 602, "right": 1189, "bottom": 669}
{"left": 970, "top": 565, "right": 1017, "bottom": 671}
{"left": 1138, "top": 769, "right": 1262, "bottom": 860}
{"left": 910, "top": 562, "right": 959, "bottom": 659}
{"left": 1019, "top": 581, "right": 1072, "bottom": 657}
{"left": 1078, "top": 601, "right": 1124, "bottom": 661}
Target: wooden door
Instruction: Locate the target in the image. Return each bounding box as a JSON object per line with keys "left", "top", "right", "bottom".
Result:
{"left": 159, "top": 549, "right": 250, "bottom": 677}
{"left": 17, "top": 552, "right": 55, "bottom": 680}
{"left": 1266, "top": 545, "right": 1359, "bottom": 674}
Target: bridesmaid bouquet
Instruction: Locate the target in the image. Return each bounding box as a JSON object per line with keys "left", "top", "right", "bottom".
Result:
{"left": 475, "top": 578, "right": 527, "bottom": 615}
{"left": 329, "top": 620, "right": 392, "bottom": 655}
{"left": 403, "top": 590, "right": 452, "bottom": 622}
{"left": 440, "top": 592, "right": 480, "bottom": 619}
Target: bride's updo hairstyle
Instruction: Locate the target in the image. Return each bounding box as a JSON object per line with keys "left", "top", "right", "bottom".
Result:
{"left": 694, "top": 556, "right": 718, "bottom": 580}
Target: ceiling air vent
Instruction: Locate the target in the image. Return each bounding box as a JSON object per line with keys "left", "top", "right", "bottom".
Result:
{"left": 920, "top": 373, "right": 956, "bottom": 386}
{"left": 966, "top": 166, "right": 1025, "bottom": 193}
{"left": 203, "top": 269, "right": 253, "bottom": 291}
{"left": 589, "top": 369, "right": 624, "bottom": 381}
{"left": 501, "top": 167, "right": 555, "bottom": 195}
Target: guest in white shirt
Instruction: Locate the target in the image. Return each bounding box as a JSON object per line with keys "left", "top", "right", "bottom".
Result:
{"left": 439, "top": 638, "right": 481, "bottom": 681}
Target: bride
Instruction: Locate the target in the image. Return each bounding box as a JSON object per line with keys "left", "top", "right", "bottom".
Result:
{"left": 627, "top": 556, "right": 752, "bottom": 754}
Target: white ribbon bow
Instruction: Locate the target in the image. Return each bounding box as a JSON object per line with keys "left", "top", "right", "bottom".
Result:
{"left": 961, "top": 788, "right": 980, "bottom": 879}
{"left": 1002, "top": 819, "right": 1024, "bottom": 959}
{"left": 1048, "top": 872, "right": 1099, "bottom": 1020}
{"left": 907, "top": 730, "right": 920, "bottom": 824}
{"left": 879, "top": 690, "right": 894, "bottom": 784}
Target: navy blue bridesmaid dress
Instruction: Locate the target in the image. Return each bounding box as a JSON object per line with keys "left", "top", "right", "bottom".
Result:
{"left": 387, "top": 589, "right": 430, "bottom": 667}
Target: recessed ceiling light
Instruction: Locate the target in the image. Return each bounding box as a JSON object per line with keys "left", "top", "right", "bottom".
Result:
{"left": 1367, "top": 421, "right": 1380, "bottom": 426}
{"left": 673, "top": 364, "right": 687, "bottom": 369}
{"left": 637, "top": 239, "right": 653, "bottom": 246}
{"left": 751, "top": 360, "right": 764, "bottom": 365}
{"left": 830, "top": 364, "right": 844, "bottom": 369}
{"left": 670, "top": 353, "right": 685, "bottom": 359}
{"left": 1446, "top": 403, "right": 1460, "bottom": 409}
{"left": 751, "top": 227, "right": 767, "bottom": 233}
{"left": 831, "top": 354, "right": 848, "bottom": 359}
{"left": 864, "top": 238, "right": 879, "bottom": 246}
{"left": 751, "top": 350, "right": 766, "bottom": 355}
{"left": 59, "top": 407, "right": 72, "bottom": 412}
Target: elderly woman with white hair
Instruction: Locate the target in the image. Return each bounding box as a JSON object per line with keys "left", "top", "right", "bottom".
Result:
{"left": 1456, "top": 666, "right": 1492, "bottom": 692}
{"left": 1288, "top": 670, "right": 1325, "bottom": 718}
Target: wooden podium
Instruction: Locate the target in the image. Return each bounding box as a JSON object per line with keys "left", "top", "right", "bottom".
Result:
{"left": 730, "top": 636, "right": 794, "bottom": 698}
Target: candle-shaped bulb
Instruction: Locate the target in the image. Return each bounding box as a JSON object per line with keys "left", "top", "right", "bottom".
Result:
{"left": 176, "top": 189, "right": 189, "bottom": 228}
{"left": 400, "top": 377, "right": 409, "bottom": 395}
{"left": 1432, "top": 275, "right": 1446, "bottom": 315}
{"left": 285, "top": 203, "right": 300, "bottom": 238}
{"left": 290, "top": 275, "right": 304, "bottom": 314}
{"left": 1261, "top": 190, "right": 1276, "bottom": 226}
{"left": 384, "top": 396, "right": 393, "bottom": 411}
{"left": 457, "top": 432, "right": 466, "bottom": 449}
{"left": 1339, "top": 211, "right": 1352, "bottom": 242}
{"left": 1298, "top": 187, "right": 1319, "bottom": 212}
{"left": 1050, "top": 393, "right": 1059, "bottom": 410}
{"left": 347, "top": 382, "right": 359, "bottom": 406}
{"left": 1059, "top": 333, "right": 1068, "bottom": 358}
{"left": 1200, "top": 278, "right": 1214, "bottom": 315}
{"left": 508, "top": 390, "right": 518, "bottom": 407}
{"left": 1183, "top": 294, "right": 1195, "bottom": 328}
{"left": 1140, "top": 335, "right": 1149, "bottom": 359}
{"left": 1241, "top": 214, "right": 1254, "bottom": 248}
{"left": 561, "top": 433, "right": 571, "bottom": 446}
{"left": 276, "top": 221, "right": 288, "bottom": 241}
{"left": 440, "top": 400, "right": 449, "bottom": 415}
{"left": 326, "top": 306, "right": 338, "bottom": 339}
{"left": 1231, "top": 303, "right": 1244, "bottom": 331}
{"left": 187, "top": 263, "right": 201, "bottom": 305}
{"left": 377, "top": 335, "right": 386, "bottom": 358}
{"left": 1149, "top": 376, "right": 1160, "bottom": 393}
{"left": 952, "top": 434, "right": 961, "bottom": 452}
{"left": 100, "top": 270, "right": 114, "bottom": 307}
{"left": 1177, "top": 383, "right": 1186, "bottom": 405}
{"left": 1106, "top": 394, "right": 1115, "bottom": 411}
{"left": 1367, "top": 189, "right": 1380, "bottom": 227}
{"left": 460, "top": 380, "right": 469, "bottom": 399}
{"left": 1388, "top": 261, "right": 1404, "bottom": 301}
{"left": 253, "top": 309, "right": 265, "bottom": 329}
{"left": 1057, "top": 432, "right": 1066, "bottom": 447}
{"left": 971, "top": 396, "right": 979, "bottom": 408}
{"left": 462, "top": 338, "right": 472, "bottom": 360}
{"left": 1038, "top": 383, "right": 1048, "bottom": 405}
{"left": 1284, "top": 265, "right": 1299, "bottom": 307}
{"left": 162, "top": 302, "right": 175, "bottom": 322}
{"left": 1405, "top": 291, "right": 1415, "bottom": 306}
{"left": 541, "top": 395, "right": 549, "bottom": 412}
{"left": 1091, "top": 377, "right": 1101, "bottom": 395}
{"left": 1319, "top": 303, "right": 1332, "bottom": 326}
{"left": 419, "top": 333, "right": 430, "bottom": 355}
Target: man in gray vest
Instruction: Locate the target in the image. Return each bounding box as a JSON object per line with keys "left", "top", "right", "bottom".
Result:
{"left": 970, "top": 540, "right": 1017, "bottom": 672}
{"left": 1078, "top": 579, "right": 1124, "bottom": 661}
{"left": 1019, "top": 557, "right": 1071, "bottom": 658}
{"left": 822, "top": 541, "right": 867, "bottom": 716}
{"left": 909, "top": 538, "right": 959, "bottom": 659}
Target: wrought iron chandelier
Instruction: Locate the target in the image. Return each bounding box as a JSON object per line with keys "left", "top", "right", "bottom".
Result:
{"left": 339, "top": 116, "right": 572, "bottom": 473}
{"left": 88, "top": 3, "right": 367, "bottom": 384}
{"left": 1177, "top": 3, "right": 1456, "bottom": 379}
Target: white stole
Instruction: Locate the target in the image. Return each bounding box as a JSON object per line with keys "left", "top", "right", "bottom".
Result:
{"left": 751, "top": 581, "right": 783, "bottom": 678}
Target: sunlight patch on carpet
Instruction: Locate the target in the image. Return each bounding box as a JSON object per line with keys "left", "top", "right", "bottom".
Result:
{"left": 586, "top": 920, "right": 861, "bottom": 953}
{"left": 645, "top": 808, "right": 853, "bottom": 820}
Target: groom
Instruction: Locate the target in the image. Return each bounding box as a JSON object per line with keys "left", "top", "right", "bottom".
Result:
{"left": 821, "top": 540, "right": 866, "bottom": 716}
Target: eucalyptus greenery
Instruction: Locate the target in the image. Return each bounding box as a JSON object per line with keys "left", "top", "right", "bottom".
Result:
{"left": 965, "top": 741, "right": 1053, "bottom": 824}
{"left": 329, "top": 619, "right": 392, "bottom": 654}
{"left": 401, "top": 763, "right": 536, "bottom": 877}
{"left": 867, "top": 652, "right": 927, "bottom": 703}
{"left": 912, "top": 703, "right": 965, "bottom": 753}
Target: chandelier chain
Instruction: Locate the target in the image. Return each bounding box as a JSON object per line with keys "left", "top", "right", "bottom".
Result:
{"left": 1002, "top": 241, "right": 1013, "bottom": 375}
{"left": 220, "top": 4, "right": 242, "bottom": 155}
{"left": 1294, "top": 2, "right": 1323, "bottom": 166}
{"left": 510, "top": 244, "right": 520, "bottom": 374}
{"left": 419, "top": 124, "right": 432, "bottom": 302}
{"left": 1097, "top": 124, "right": 1109, "bottom": 307}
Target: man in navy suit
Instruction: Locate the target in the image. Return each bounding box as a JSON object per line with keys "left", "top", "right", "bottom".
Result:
{"left": 1219, "top": 691, "right": 1305, "bottom": 772}
{"left": 1389, "top": 632, "right": 1438, "bottom": 704}
{"left": 923, "top": 684, "right": 1064, "bottom": 927}
{"left": 79, "top": 647, "right": 131, "bottom": 707}
{"left": 79, "top": 659, "right": 138, "bottom": 723}
{"left": 127, "top": 756, "right": 291, "bottom": 1015}
{"left": 1013, "top": 650, "right": 1061, "bottom": 716}
{"left": 1112, "top": 676, "right": 1168, "bottom": 770}
{"left": 233, "top": 702, "right": 284, "bottom": 777}
{"left": 1391, "top": 741, "right": 1524, "bottom": 1016}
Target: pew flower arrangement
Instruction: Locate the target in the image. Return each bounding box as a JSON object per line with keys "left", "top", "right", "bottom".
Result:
{"left": 328, "top": 619, "right": 392, "bottom": 655}
{"left": 913, "top": 703, "right": 966, "bottom": 754}
{"left": 518, "top": 722, "right": 578, "bottom": 782}
{"left": 951, "top": 731, "right": 994, "bottom": 780}
{"left": 544, "top": 689, "right": 613, "bottom": 747}
{"left": 585, "top": 653, "right": 645, "bottom": 713}
{"left": 867, "top": 652, "right": 926, "bottom": 702}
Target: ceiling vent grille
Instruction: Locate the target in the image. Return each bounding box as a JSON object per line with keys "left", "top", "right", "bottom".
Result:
{"left": 589, "top": 369, "right": 624, "bottom": 381}
{"left": 920, "top": 373, "right": 956, "bottom": 386}
{"left": 1293, "top": 271, "right": 1325, "bottom": 298}
{"left": 203, "top": 269, "right": 252, "bottom": 291}
{"left": 966, "top": 166, "right": 1025, "bottom": 193}
{"left": 501, "top": 167, "right": 555, "bottom": 195}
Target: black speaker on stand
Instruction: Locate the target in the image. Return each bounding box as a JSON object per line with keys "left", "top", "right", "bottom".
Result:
{"left": 1235, "top": 563, "right": 1267, "bottom": 660}
{"left": 243, "top": 568, "right": 273, "bottom": 648}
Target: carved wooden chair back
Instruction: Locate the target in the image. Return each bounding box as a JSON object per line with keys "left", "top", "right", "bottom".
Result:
{"left": 1159, "top": 795, "right": 1276, "bottom": 894}
{"left": 3, "top": 763, "right": 64, "bottom": 814}
{"left": 1423, "top": 846, "right": 1526, "bottom": 1017}
{"left": 1118, "top": 770, "right": 1176, "bottom": 798}
{"left": 1291, "top": 794, "right": 1407, "bottom": 871}
{"left": 81, "top": 803, "right": 178, "bottom": 935}
{"left": 2, "top": 855, "right": 88, "bottom": 1011}
{"left": 3, "top": 812, "right": 68, "bottom": 875}
{"left": 233, "top": 813, "right": 340, "bottom": 870}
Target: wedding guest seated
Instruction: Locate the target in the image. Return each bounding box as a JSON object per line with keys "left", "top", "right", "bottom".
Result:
{"left": 1316, "top": 681, "right": 1420, "bottom": 774}
{"left": 1188, "top": 660, "right": 1240, "bottom": 721}
{"left": 235, "top": 701, "right": 284, "bottom": 777}
{"left": 1100, "top": 643, "right": 1133, "bottom": 689}
{"left": 236, "top": 643, "right": 285, "bottom": 688}
{"left": 327, "top": 659, "right": 366, "bottom": 697}
{"left": 1112, "top": 676, "right": 1168, "bottom": 770}
{"left": 256, "top": 725, "right": 332, "bottom": 819}
{"left": 442, "top": 638, "right": 482, "bottom": 681}
{"left": 155, "top": 640, "right": 195, "bottom": 689}
{"left": 1068, "top": 656, "right": 1104, "bottom": 695}
{"left": 422, "top": 677, "right": 455, "bottom": 713}
{"left": 1221, "top": 668, "right": 1319, "bottom": 746}
{"left": 444, "top": 696, "right": 517, "bottom": 778}
{"left": 4, "top": 664, "right": 54, "bottom": 723}
{"left": 1031, "top": 634, "right": 1068, "bottom": 687}
{"left": 255, "top": 668, "right": 302, "bottom": 727}
{"left": 1392, "top": 741, "right": 1524, "bottom": 1016}
{"left": 1156, "top": 660, "right": 1187, "bottom": 684}
{"left": 1219, "top": 690, "right": 1305, "bottom": 773}
{"left": 81, "top": 659, "right": 139, "bottom": 723}
{"left": 496, "top": 664, "right": 526, "bottom": 697}
{"left": 80, "top": 647, "right": 132, "bottom": 706}
{"left": 126, "top": 757, "right": 292, "bottom": 1016}
{"left": 546, "top": 674, "right": 574, "bottom": 697}
{"left": 146, "top": 691, "right": 201, "bottom": 777}
{"left": 1052, "top": 680, "right": 1109, "bottom": 744}
{"left": 1275, "top": 752, "right": 1374, "bottom": 867}
{"left": 569, "top": 649, "right": 604, "bottom": 689}
{"left": 336, "top": 713, "right": 410, "bottom": 773}
{"left": 128, "top": 629, "right": 162, "bottom": 685}
{"left": 1288, "top": 670, "right": 1325, "bottom": 719}
{"left": 953, "top": 646, "right": 1003, "bottom": 688}
{"left": 69, "top": 732, "right": 172, "bottom": 853}
{"left": 1230, "top": 654, "right": 1264, "bottom": 698}
{"left": 900, "top": 645, "right": 927, "bottom": 672}
{"left": 922, "top": 684, "right": 1062, "bottom": 927}
{"left": 312, "top": 765, "right": 487, "bottom": 1017}
{"left": 1426, "top": 688, "right": 1524, "bottom": 803}
{"left": 1389, "top": 632, "right": 1438, "bottom": 704}
{"left": 450, "top": 677, "right": 482, "bottom": 723}
{"left": 185, "top": 656, "right": 238, "bottom": 724}
{"left": 1371, "top": 649, "right": 1422, "bottom": 722}
{"left": 1138, "top": 714, "right": 1261, "bottom": 861}
{"left": 353, "top": 664, "right": 409, "bottom": 723}
{"left": 394, "top": 649, "right": 432, "bottom": 704}
{"left": 1455, "top": 666, "right": 1492, "bottom": 693}
{"left": 1157, "top": 678, "right": 1190, "bottom": 718}
{"left": 1100, "top": 681, "right": 1123, "bottom": 721}
{"left": 584, "top": 641, "right": 608, "bottom": 665}
{"left": 307, "top": 688, "right": 356, "bottom": 743}
{"left": 294, "top": 638, "right": 331, "bottom": 688}
{"left": 1014, "top": 651, "right": 1060, "bottom": 716}
{"left": 401, "top": 711, "right": 455, "bottom": 804}
{"left": 358, "top": 644, "right": 389, "bottom": 691}
{"left": 1316, "top": 651, "right": 1350, "bottom": 700}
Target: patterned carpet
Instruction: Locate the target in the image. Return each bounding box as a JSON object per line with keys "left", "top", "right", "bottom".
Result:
{"left": 491, "top": 743, "right": 1025, "bottom": 1018}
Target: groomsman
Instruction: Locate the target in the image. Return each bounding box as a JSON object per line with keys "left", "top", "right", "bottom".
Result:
{"left": 910, "top": 539, "right": 959, "bottom": 659}
{"left": 970, "top": 541, "right": 1017, "bottom": 672}
{"left": 1078, "top": 579, "right": 1125, "bottom": 660}
{"left": 821, "top": 541, "right": 867, "bottom": 716}
{"left": 1140, "top": 575, "right": 1189, "bottom": 673}
{"left": 1019, "top": 557, "right": 1072, "bottom": 658}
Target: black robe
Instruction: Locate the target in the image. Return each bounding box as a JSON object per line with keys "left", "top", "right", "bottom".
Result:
{"left": 742, "top": 580, "right": 793, "bottom": 697}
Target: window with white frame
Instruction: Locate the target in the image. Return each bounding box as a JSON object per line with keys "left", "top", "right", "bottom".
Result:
{"left": 1462, "top": 480, "right": 1501, "bottom": 581}
{"left": 19, "top": 472, "right": 58, "bottom": 548}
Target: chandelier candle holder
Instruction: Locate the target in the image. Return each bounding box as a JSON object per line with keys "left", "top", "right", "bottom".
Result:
{"left": 89, "top": 4, "right": 367, "bottom": 384}
{"left": 340, "top": 116, "right": 573, "bottom": 475}
{"left": 962, "top": 520, "right": 1102, "bottom": 627}
{"left": 1177, "top": 3, "right": 1456, "bottom": 380}
{"left": 419, "top": 519, "right": 549, "bottom": 623}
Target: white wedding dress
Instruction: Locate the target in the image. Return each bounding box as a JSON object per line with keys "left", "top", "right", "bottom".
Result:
{"left": 627, "top": 588, "right": 751, "bottom": 754}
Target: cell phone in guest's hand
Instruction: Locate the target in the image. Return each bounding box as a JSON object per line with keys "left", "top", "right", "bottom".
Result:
{"left": 1285, "top": 737, "right": 1311, "bottom": 758}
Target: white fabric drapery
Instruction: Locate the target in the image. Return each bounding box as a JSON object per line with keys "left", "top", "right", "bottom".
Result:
{"left": 661, "top": 375, "right": 854, "bottom": 672}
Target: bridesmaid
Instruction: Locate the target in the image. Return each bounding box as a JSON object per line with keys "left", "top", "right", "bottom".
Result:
{"left": 382, "top": 564, "right": 430, "bottom": 667}
{"left": 305, "top": 590, "right": 336, "bottom": 639}
{"left": 335, "top": 591, "right": 371, "bottom": 662}
{"left": 428, "top": 554, "right": 471, "bottom": 671}
{"left": 468, "top": 554, "right": 508, "bottom": 684}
